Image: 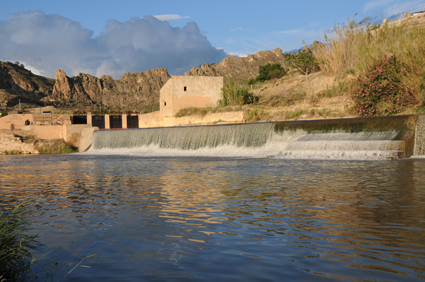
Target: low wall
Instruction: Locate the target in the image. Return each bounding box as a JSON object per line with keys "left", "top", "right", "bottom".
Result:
{"left": 139, "top": 111, "right": 244, "bottom": 128}
{"left": 22, "top": 125, "right": 64, "bottom": 139}
{"left": 0, "top": 114, "right": 35, "bottom": 130}
{"left": 164, "top": 111, "right": 244, "bottom": 127}
{"left": 78, "top": 126, "right": 99, "bottom": 152}
{"left": 21, "top": 124, "right": 97, "bottom": 152}
{"left": 64, "top": 124, "right": 96, "bottom": 147}
{"left": 414, "top": 115, "right": 425, "bottom": 155}
{"left": 0, "top": 114, "right": 71, "bottom": 130}
{"left": 139, "top": 112, "right": 163, "bottom": 128}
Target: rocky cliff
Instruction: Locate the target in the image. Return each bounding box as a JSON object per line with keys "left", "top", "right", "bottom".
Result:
{"left": 0, "top": 62, "right": 54, "bottom": 109}
{"left": 185, "top": 48, "right": 287, "bottom": 82}
{"left": 51, "top": 68, "right": 170, "bottom": 112}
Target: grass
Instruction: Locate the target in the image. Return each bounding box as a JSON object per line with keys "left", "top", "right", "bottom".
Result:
{"left": 316, "top": 79, "right": 349, "bottom": 98}
{"left": 175, "top": 106, "right": 243, "bottom": 118}
{"left": 1, "top": 201, "right": 93, "bottom": 281}
{"left": 34, "top": 139, "right": 78, "bottom": 154}
{"left": 174, "top": 107, "right": 211, "bottom": 118}
{"left": 0, "top": 202, "right": 38, "bottom": 282}
{"left": 285, "top": 109, "right": 303, "bottom": 120}
{"left": 244, "top": 109, "right": 263, "bottom": 122}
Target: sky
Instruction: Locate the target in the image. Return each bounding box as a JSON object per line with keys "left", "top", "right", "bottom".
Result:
{"left": 1, "top": 0, "right": 424, "bottom": 79}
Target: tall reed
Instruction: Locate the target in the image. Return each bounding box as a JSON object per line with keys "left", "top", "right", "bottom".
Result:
{"left": 313, "top": 20, "right": 425, "bottom": 101}
{"left": 0, "top": 202, "right": 38, "bottom": 281}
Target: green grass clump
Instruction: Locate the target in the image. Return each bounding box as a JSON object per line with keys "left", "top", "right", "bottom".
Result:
{"left": 0, "top": 202, "right": 38, "bottom": 281}
{"left": 317, "top": 79, "right": 349, "bottom": 98}
{"left": 34, "top": 139, "right": 78, "bottom": 154}
{"left": 219, "top": 80, "right": 258, "bottom": 106}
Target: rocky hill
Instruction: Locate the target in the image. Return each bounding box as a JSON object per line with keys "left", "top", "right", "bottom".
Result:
{"left": 0, "top": 48, "right": 290, "bottom": 112}
{"left": 0, "top": 61, "right": 54, "bottom": 109}
{"left": 185, "top": 48, "right": 287, "bottom": 82}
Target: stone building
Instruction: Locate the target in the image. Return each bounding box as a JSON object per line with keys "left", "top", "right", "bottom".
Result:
{"left": 159, "top": 76, "right": 223, "bottom": 117}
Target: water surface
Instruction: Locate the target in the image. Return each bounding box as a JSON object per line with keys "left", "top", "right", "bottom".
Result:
{"left": 1, "top": 155, "right": 425, "bottom": 281}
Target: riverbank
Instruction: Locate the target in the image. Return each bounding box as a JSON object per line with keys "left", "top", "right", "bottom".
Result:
{"left": 0, "top": 129, "right": 77, "bottom": 155}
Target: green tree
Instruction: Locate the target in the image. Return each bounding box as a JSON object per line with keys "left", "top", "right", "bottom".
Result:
{"left": 284, "top": 49, "right": 318, "bottom": 74}
{"left": 255, "top": 63, "right": 287, "bottom": 82}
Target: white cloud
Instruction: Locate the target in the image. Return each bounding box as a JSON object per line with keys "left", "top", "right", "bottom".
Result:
{"left": 153, "top": 14, "right": 190, "bottom": 21}
{"left": 384, "top": 1, "right": 425, "bottom": 16}
{"left": 0, "top": 11, "right": 227, "bottom": 79}
{"left": 217, "top": 48, "right": 248, "bottom": 57}
{"left": 230, "top": 27, "right": 255, "bottom": 32}
{"left": 364, "top": 0, "right": 425, "bottom": 16}
{"left": 364, "top": 0, "right": 395, "bottom": 12}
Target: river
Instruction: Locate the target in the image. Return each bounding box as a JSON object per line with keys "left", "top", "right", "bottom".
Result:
{"left": 1, "top": 154, "right": 425, "bottom": 281}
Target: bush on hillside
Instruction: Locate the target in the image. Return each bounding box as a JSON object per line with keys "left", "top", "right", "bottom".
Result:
{"left": 313, "top": 20, "right": 425, "bottom": 108}
{"left": 219, "top": 80, "right": 258, "bottom": 106}
{"left": 284, "top": 49, "right": 318, "bottom": 74}
{"left": 249, "top": 63, "right": 287, "bottom": 84}
{"left": 349, "top": 54, "right": 414, "bottom": 117}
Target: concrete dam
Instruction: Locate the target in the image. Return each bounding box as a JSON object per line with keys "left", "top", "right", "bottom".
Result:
{"left": 87, "top": 115, "right": 425, "bottom": 160}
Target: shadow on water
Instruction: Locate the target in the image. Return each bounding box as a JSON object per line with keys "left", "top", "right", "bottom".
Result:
{"left": 1, "top": 154, "right": 425, "bottom": 281}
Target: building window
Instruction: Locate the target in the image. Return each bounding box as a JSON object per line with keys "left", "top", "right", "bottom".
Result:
{"left": 184, "top": 86, "right": 187, "bottom": 91}
{"left": 164, "top": 101, "right": 166, "bottom": 106}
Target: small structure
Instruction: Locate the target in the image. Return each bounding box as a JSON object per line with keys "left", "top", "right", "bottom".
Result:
{"left": 160, "top": 76, "right": 223, "bottom": 117}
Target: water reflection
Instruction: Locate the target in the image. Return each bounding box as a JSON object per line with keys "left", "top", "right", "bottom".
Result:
{"left": 1, "top": 155, "right": 425, "bottom": 281}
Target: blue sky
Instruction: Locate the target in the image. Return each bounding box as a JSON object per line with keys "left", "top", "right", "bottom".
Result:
{"left": 1, "top": 0, "right": 424, "bottom": 78}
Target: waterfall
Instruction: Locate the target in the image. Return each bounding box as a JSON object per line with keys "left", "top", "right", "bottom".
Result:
{"left": 88, "top": 116, "right": 417, "bottom": 160}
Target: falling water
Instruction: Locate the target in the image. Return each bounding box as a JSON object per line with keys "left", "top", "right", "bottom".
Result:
{"left": 88, "top": 117, "right": 415, "bottom": 160}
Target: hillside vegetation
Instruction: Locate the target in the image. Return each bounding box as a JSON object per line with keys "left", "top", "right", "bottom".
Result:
{"left": 178, "top": 14, "right": 425, "bottom": 122}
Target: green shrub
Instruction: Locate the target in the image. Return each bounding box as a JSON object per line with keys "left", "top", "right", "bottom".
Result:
{"left": 255, "top": 63, "right": 287, "bottom": 82}
{"left": 0, "top": 110, "right": 7, "bottom": 117}
{"left": 219, "top": 80, "right": 258, "bottom": 106}
{"left": 349, "top": 54, "right": 413, "bottom": 117}
{"left": 248, "top": 78, "right": 256, "bottom": 85}
{"left": 284, "top": 49, "right": 318, "bottom": 74}
{"left": 0, "top": 202, "right": 38, "bottom": 281}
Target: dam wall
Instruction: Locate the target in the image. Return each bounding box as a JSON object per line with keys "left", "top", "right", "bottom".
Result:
{"left": 87, "top": 114, "right": 424, "bottom": 160}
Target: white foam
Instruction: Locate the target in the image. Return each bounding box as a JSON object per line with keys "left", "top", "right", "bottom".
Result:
{"left": 85, "top": 124, "right": 407, "bottom": 160}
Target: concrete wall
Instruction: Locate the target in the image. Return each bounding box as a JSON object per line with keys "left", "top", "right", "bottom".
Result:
{"left": 139, "top": 111, "right": 244, "bottom": 128}
{"left": 414, "top": 115, "right": 425, "bottom": 156}
{"left": 139, "top": 111, "right": 163, "bottom": 128}
{"left": 164, "top": 111, "right": 244, "bottom": 127}
{"left": 160, "top": 76, "right": 223, "bottom": 117}
{"left": 64, "top": 124, "right": 95, "bottom": 147}
{"left": 0, "top": 114, "right": 72, "bottom": 130}
{"left": 19, "top": 124, "right": 97, "bottom": 152}
{"left": 78, "top": 126, "right": 99, "bottom": 152}
{"left": 0, "top": 114, "right": 35, "bottom": 130}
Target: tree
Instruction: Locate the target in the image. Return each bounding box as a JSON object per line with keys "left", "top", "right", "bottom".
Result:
{"left": 253, "top": 63, "right": 287, "bottom": 83}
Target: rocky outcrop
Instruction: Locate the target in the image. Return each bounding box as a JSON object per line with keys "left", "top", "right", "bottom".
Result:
{"left": 0, "top": 62, "right": 54, "bottom": 108}
{"left": 185, "top": 48, "right": 287, "bottom": 82}
{"left": 0, "top": 131, "right": 38, "bottom": 155}
{"left": 51, "top": 68, "right": 170, "bottom": 111}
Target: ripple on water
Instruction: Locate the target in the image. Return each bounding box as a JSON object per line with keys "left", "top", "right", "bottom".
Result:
{"left": 1, "top": 155, "right": 425, "bottom": 281}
